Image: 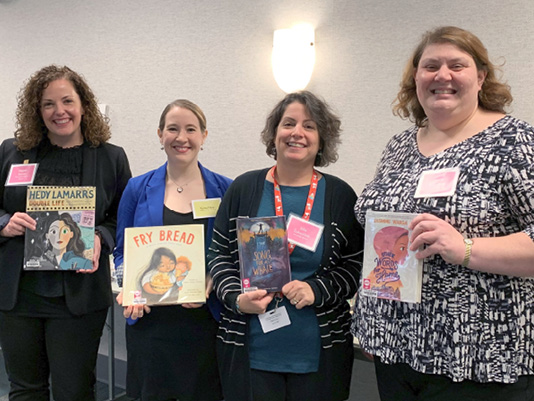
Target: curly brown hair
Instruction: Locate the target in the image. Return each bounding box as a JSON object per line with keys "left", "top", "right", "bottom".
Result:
{"left": 14, "top": 65, "right": 111, "bottom": 150}
{"left": 260, "top": 91, "right": 341, "bottom": 167}
{"left": 393, "top": 26, "right": 513, "bottom": 127}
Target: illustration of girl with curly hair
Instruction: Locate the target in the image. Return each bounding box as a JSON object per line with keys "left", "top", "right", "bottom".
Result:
{"left": 365, "top": 226, "right": 409, "bottom": 300}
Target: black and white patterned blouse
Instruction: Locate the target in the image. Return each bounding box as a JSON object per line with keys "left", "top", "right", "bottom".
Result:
{"left": 352, "top": 115, "right": 534, "bottom": 383}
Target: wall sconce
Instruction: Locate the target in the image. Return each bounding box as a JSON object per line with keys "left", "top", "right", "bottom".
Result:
{"left": 272, "top": 23, "right": 315, "bottom": 93}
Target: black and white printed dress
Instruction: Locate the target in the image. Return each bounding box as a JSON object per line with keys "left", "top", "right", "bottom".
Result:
{"left": 352, "top": 115, "right": 534, "bottom": 384}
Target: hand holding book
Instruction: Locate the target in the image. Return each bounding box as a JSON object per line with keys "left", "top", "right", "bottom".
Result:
{"left": 0, "top": 212, "right": 36, "bottom": 237}
{"left": 282, "top": 280, "right": 315, "bottom": 310}
{"left": 235, "top": 290, "right": 275, "bottom": 315}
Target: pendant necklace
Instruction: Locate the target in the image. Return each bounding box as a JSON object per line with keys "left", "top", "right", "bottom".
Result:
{"left": 167, "top": 174, "right": 197, "bottom": 193}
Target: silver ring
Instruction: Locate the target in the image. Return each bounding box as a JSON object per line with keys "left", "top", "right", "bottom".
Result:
{"left": 292, "top": 299, "right": 299, "bottom": 305}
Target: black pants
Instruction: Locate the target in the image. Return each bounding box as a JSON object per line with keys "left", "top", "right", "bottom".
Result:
{"left": 0, "top": 309, "right": 108, "bottom": 401}
{"left": 250, "top": 341, "right": 353, "bottom": 401}
{"left": 374, "top": 357, "right": 534, "bottom": 401}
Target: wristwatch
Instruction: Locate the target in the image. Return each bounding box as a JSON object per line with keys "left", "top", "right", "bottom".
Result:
{"left": 462, "top": 238, "right": 473, "bottom": 267}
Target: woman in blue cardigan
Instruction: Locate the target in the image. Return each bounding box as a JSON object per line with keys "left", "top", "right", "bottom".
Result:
{"left": 114, "top": 99, "right": 231, "bottom": 401}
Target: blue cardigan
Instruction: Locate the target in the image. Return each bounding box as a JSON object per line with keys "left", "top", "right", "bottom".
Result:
{"left": 114, "top": 162, "right": 232, "bottom": 321}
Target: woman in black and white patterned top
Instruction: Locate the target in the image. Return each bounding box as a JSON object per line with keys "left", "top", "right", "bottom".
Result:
{"left": 352, "top": 26, "right": 534, "bottom": 400}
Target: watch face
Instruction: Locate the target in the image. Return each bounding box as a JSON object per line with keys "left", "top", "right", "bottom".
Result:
{"left": 464, "top": 238, "right": 473, "bottom": 245}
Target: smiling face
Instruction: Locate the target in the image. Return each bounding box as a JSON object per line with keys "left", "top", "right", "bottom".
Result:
{"left": 274, "top": 102, "right": 320, "bottom": 168}
{"left": 46, "top": 220, "right": 74, "bottom": 254}
{"left": 40, "top": 79, "right": 84, "bottom": 147}
{"left": 157, "top": 106, "right": 207, "bottom": 167}
{"left": 157, "top": 255, "right": 176, "bottom": 273}
{"left": 414, "top": 42, "right": 486, "bottom": 122}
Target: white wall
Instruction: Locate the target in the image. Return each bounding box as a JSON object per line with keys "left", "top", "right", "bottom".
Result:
{"left": 1, "top": 0, "right": 533, "bottom": 193}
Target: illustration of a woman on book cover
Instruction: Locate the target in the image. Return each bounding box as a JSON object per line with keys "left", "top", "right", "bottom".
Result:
{"left": 138, "top": 247, "right": 192, "bottom": 304}
{"left": 24, "top": 211, "right": 93, "bottom": 270}
{"left": 44, "top": 213, "right": 92, "bottom": 270}
{"left": 366, "top": 226, "right": 409, "bottom": 300}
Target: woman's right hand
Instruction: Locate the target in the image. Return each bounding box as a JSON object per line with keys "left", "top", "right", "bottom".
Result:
{"left": 0, "top": 212, "right": 36, "bottom": 237}
{"left": 236, "top": 289, "right": 275, "bottom": 314}
{"left": 116, "top": 291, "right": 151, "bottom": 320}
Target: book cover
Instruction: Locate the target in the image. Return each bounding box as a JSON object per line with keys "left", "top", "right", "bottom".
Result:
{"left": 236, "top": 216, "right": 291, "bottom": 293}
{"left": 361, "top": 211, "right": 423, "bottom": 303}
{"left": 24, "top": 186, "right": 96, "bottom": 271}
{"left": 122, "top": 225, "right": 206, "bottom": 306}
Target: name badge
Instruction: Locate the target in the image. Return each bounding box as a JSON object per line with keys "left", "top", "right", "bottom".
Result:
{"left": 414, "top": 167, "right": 460, "bottom": 198}
{"left": 286, "top": 213, "right": 324, "bottom": 252}
{"left": 258, "top": 305, "right": 291, "bottom": 333}
{"left": 192, "top": 198, "right": 221, "bottom": 219}
{"left": 5, "top": 163, "right": 38, "bottom": 186}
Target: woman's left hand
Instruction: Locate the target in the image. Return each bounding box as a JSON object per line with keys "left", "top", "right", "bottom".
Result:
{"left": 78, "top": 232, "right": 101, "bottom": 274}
{"left": 409, "top": 213, "right": 464, "bottom": 265}
{"left": 282, "top": 280, "right": 315, "bottom": 310}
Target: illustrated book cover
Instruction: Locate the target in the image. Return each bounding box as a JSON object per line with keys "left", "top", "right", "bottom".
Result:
{"left": 236, "top": 216, "right": 291, "bottom": 293}
{"left": 24, "top": 186, "right": 96, "bottom": 271}
{"left": 361, "top": 210, "right": 423, "bottom": 303}
{"left": 122, "top": 225, "right": 206, "bottom": 306}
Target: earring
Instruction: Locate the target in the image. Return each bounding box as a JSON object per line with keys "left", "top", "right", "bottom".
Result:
{"left": 201, "top": 145, "right": 204, "bottom": 151}
{"left": 160, "top": 145, "right": 164, "bottom": 150}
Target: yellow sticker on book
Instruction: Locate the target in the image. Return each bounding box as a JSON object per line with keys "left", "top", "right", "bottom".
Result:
{"left": 192, "top": 198, "right": 221, "bottom": 219}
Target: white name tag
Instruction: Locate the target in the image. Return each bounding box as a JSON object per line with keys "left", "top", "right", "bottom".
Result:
{"left": 258, "top": 305, "right": 291, "bottom": 333}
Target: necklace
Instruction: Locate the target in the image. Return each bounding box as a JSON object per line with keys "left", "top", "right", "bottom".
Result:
{"left": 167, "top": 174, "right": 197, "bottom": 193}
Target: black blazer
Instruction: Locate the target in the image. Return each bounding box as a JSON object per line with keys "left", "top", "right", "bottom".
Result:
{"left": 0, "top": 138, "right": 131, "bottom": 315}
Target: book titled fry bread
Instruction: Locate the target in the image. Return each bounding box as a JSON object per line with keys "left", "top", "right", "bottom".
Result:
{"left": 122, "top": 225, "right": 206, "bottom": 306}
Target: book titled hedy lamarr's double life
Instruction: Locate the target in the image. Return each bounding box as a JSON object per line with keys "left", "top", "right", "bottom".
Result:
{"left": 122, "top": 225, "right": 206, "bottom": 306}
{"left": 24, "top": 186, "right": 96, "bottom": 271}
{"left": 361, "top": 210, "right": 423, "bottom": 303}
{"left": 236, "top": 216, "right": 291, "bottom": 293}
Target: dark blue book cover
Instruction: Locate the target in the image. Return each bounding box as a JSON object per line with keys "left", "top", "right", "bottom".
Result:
{"left": 236, "top": 216, "right": 291, "bottom": 293}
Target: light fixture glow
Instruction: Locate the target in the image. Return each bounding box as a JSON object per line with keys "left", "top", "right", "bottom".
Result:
{"left": 272, "top": 23, "right": 315, "bottom": 93}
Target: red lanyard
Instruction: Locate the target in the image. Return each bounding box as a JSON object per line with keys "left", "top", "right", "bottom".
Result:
{"left": 270, "top": 166, "right": 319, "bottom": 254}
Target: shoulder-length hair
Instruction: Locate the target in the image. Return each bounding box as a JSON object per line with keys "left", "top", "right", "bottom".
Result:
{"left": 44, "top": 213, "right": 86, "bottom": 257}
{"left": 260, "top": 91, "right": 341, "bottom": 167}
{"left": 393, "top": 26, "right": 513, "bottom": 127}
{"left": 14, "top": 65, "right": 111, "bottom": 151}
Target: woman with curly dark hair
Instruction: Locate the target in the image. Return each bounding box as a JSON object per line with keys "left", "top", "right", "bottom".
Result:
{"left": 0, "top": 65, "right": 131, "bottom": 401}
{"left": 208, "top": 91, "right": 364, "bottom": 401}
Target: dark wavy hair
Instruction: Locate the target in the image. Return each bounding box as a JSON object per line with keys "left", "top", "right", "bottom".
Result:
{"left": 14, "top": 65, "right": 111, "bottom": 150}
{"left": 260, "top": 91, "right": 341, "bottom": 167}
{"left": 393, "top": 26, "right": 513, "bottom": 127}
{"left": 138, "top": 247, "right": 177, "bottom": 285}
{"left": 45, "top": 212, "right": 86, "bottom": 257}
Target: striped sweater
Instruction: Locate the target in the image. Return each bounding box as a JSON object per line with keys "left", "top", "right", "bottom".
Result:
{"left": 208, "top": 168, "right": 364, "bottom": 400}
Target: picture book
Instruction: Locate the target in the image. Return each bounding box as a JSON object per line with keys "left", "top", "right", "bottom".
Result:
{"left": 236, "top": 216, "right": 291, "bottom": 293}
{"left": 24, "top": 186, "right": 96, "bottom": 271}
{"left": 361, "top": 210, "right": 423, "bottom": 303}
{"left": 122, "top": 225, "right": 206, "bottom": 306}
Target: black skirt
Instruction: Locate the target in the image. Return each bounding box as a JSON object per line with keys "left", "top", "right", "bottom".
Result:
{"left": 125, "top": 304, "right": 222, "bottom": 401}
